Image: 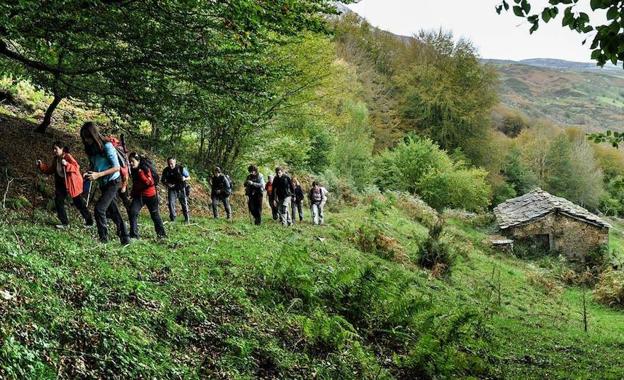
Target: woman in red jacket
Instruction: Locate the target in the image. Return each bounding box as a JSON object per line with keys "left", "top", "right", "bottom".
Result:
{"left": 36, "top": 141, "right": 93, "bottom": 229}
{"left": 128, "top": 153, "right": 166, "bottom": 239}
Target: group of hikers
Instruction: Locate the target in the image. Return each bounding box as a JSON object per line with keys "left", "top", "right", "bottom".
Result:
{"left": 36, "top": 122, "right": 328, "bottom": 245}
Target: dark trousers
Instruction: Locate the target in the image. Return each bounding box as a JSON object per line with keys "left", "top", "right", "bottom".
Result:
{"left": 129, "top": 195, "right": 166, "bottom": 238}
{"left": 212, "top": 194, "right": 232, "bottom": 219}
{"left": 248, "top": 194, "right": 263, "bottom": 225}
{"left": 167, "top": 188, "right": 189, "bottom": 222}
{"left": 291, "top": 200, "right": 304, "bottom": 223}
{"left": 54, "top": 177, "right": 93, "bottom": 226}
{"left": 94, "top": 179, "right": 129, "bottom": 244}
{"left": 118, "top": 189, "right": 131, "bottom": 214}
{"left": 268, "top": 196, "right": 278, "bottom": 220}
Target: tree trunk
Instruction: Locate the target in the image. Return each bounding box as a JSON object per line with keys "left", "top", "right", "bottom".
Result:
{"left": 35, "top": 94, "right": 63, "bottom": 133}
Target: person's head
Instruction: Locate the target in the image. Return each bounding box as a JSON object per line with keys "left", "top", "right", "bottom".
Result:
{"left": 293, "top": 178, "right": 300, "bottom": 186}
{"left": 214, "top": 166, "right": 222, "bottom": 176}
{"left": 80, "top": 122, "right": 107, "bottom": 155}
{"left": 268, "top": 175, "right": 274, "bottom": 182}
{"left": 52, "top": 141, "right": 66, "bottom": 157}
{"left": 248, "top": 165, "right": 258, "bottom": 175}
{"left": 128, "top": 152, "right": 141, "bottom": 169}
{"left": 312, "top": 181, "right": 319, "bottom": 188}
{"left": 167, "top": 157, "right": 176, "bottom": 169}
{"left": 275, "top": 167, "right": 283, "bottom": 177}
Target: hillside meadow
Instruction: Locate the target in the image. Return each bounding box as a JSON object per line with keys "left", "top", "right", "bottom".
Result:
{"left": 2, "top": 195, "right": 624, "bottom": 378}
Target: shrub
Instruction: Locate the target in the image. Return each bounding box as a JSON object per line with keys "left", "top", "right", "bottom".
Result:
{"left": 419, "top": 166, "right": 491, "bottom": 212}
{"left": 418, "top": 220, "right": 453, "bottom": 275}
{"left": 593, "top": 269, "right": 624, "bottom": 308}
{"left": 375, "top": 136, "right": 452, "bottom": 193}
{"left": 296, "top": 309, "right": 360, "bottom": 353}
{"left": 375, "top": 136, "right": 492, "bottom": 211}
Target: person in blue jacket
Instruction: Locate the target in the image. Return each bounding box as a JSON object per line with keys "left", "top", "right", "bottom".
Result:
{"left": 80, "top": 122, "right": 130, "bottom": 245}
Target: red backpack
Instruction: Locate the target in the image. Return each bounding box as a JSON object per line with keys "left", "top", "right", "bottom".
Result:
{"left": 108, "top": 135, "right": 129, "bottom": 185}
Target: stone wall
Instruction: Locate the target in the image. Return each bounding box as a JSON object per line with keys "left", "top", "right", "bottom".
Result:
{"left": 505, "top": 212, "right": 609, "bottom": 260}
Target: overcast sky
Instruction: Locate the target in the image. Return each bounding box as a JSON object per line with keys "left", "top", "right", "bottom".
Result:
{"left": 347, "top": 0, "right": 601, "bottom": 62}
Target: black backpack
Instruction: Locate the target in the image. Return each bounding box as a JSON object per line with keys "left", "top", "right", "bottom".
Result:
{"left": 143, "top": 158, "right": 160, "bottom": 186}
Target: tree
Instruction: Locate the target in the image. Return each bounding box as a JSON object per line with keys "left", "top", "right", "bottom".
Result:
{"left": 396, "top": 30, "right": 498, "bottom": 157}
{"left": 544, "top": 132, "right": 604, "bottom": 209}
{"left": 496, "top": 0, "right": 624, "bottom": 67}
{"left": 0, "top": 0, "right": 341, "bottom": 133}
{"left": 501, "top": 147, "right": 538, "bottom": 195}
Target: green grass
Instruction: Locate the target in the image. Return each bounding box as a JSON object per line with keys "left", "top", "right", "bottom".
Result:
{"left": 1, "top": 200, "right": 624, "bottom": 379}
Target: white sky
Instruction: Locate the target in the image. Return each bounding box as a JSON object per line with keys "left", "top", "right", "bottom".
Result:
{"left": 347, "top": 0, "right": 602, "bottom": 62}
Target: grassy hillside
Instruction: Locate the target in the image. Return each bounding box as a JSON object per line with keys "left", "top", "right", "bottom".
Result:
{"left": 2, "top": 195, "right": 624, "bottom": 378}
{"left": 488, "top": 62, "right": 624, "bottom": 132}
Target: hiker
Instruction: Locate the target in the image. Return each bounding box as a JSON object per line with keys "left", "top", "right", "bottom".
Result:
{"left": 36, "top": 141, "right": 93, "bottom": 229}
{"left": 309, "top": 181, "right": 328, "bottom": 225}
{"left": 108, "top": 136, "right": 131, "bottom": 213}
{"left": 265, "top": 175, "right": 278, "bottom": 220}
{"left": 127, "top": 153, "right": 166, "bottom": 239}
{"left": 210, "top": 166, "right": 232, "bottom": 220}
{"left": 291, "top": 178, "right": 305, "bottom": 223}
{"left": 161, "top": 157, "right": 190, "bottom": 224}
{"left": 244, "top": 165, "right": 265, "bottom": 225}
{"left": 273, "top": 167, "right": 294, "bottom": 226}
{"left": 80, "top": 122, "right": 130, "bottom": 245}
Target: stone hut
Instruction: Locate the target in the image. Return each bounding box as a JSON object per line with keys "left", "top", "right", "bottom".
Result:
{"left": 493, "top": 189, "right": 610, "bottom": 259}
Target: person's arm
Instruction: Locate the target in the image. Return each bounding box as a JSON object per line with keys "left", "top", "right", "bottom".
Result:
{"left": 161, "top": 169, "right": 171, "bottom": 187}
{"left": 37, "top": 160, "right": 54, "bottom": 175}
{"left": 86, "top": 143, "right": 119, "bottom": 181}
{"left": 138, "top": 168, "right": 154, "bottom": 187}
{"left": 62, "top": 154, "right": 80, "bottom": 174}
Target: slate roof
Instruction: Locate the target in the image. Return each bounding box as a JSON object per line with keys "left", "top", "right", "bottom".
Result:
{"left": 494, "top": 188, "right": 611, "bottom": 230}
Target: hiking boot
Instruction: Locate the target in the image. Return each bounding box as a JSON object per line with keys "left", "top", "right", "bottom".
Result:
{"left": 55, "top": 224, "right": 70, "bottom": 230}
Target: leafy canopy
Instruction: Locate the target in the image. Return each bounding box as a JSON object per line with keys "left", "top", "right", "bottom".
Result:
{"left": 0, "top": 0, "right": 342, "bottom": 132}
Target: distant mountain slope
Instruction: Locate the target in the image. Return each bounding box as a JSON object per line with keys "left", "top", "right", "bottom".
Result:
{"left": 485, "top": 60, "right": 624, "bottom": 132}
{"left": 486, "top": 58, "right": 622, "bottom": 73}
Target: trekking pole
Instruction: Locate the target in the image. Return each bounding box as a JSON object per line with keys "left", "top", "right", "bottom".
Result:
{"left": 85, "top": 180, "right": 93, "bottom": 207}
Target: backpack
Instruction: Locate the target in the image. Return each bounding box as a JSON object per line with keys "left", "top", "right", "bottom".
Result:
{"left": 142, "top": 157, "right": 160, "bottom": 186}
{"left": 108, "top": 136, "right": 128, "bottom": 169}
{"left": 311, "top": 187, "right": 323, "bottom": 204}
{"left": 108, "top": 136, "right": 129, "bottom": 183}
{"left": 224, "top": 174, "right": 234, "bottom": 195}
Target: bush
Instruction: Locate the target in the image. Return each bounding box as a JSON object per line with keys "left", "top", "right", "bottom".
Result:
{"left": 375, "top": 136, "right": 452, "bottom": 193}
{"left": 375, "top": 136, "right": 491, "bottom": 211}
{"left": 418, "top": 220, "right": 453, "bottom": 275}
{"left": 419, "top": 166, "right": 491, "bottom": 212}
{"left": 593, "top": 269, "right": 624, "bottom": 308}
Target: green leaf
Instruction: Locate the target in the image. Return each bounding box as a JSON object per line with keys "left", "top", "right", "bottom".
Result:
{"left": 542, "top": 8, "right": 552, "bottom": 22}
{"left": 513, "top": 6, "right": 524, "bottom": 17}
